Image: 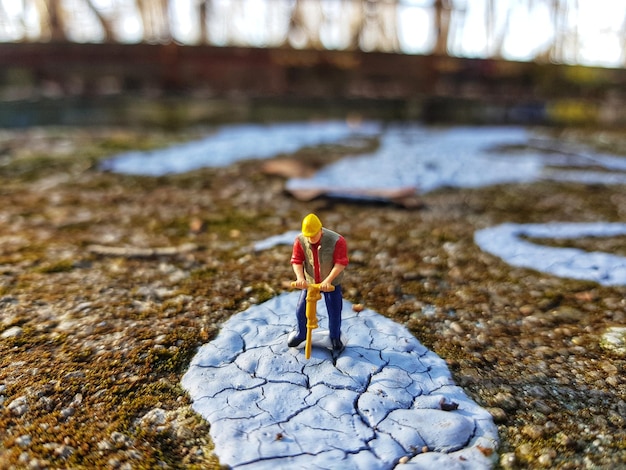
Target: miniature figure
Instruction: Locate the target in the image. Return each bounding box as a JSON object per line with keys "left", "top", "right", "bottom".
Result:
{"left": 289, "top": 213, "right": 348, "bottom": 353}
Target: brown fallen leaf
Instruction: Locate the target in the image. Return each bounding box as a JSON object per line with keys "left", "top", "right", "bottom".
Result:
{"left": 477, "top": 445, "right": 494, "bottom": 457}
{"left": 574, "top": 290, "right": 597, "bottom": 302}
{"left": 287, "top": 186, "right": 422, "bottom": 208}
{"left": 261, "top": 159, "right": 317, "bottom": 178}
{"left": 189, "top": 217, "right": 205, "bottom": 234}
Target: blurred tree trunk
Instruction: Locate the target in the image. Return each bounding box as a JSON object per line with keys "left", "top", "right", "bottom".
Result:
{"left": 433, "top": 0, "right": 451, "bottom": 55}
{"left": 39, "top": 0, "right": 67, "bottom": 41}
{"left": 198, "top": 0, "right": 208, "bottom": 45}
{"left": 136, "top": 0, "right": 172, "bottom": 43}
{"left": 549, "top": 0, "right": 567, "bottom": 62}
{"left": 488, "top": 0, "right": 512, "bottom": 58}
{"left": 361, "top": 0, "right": 399, "bottom": 52}
{"left": 346, "top": 0, "right": 365, "bottom": 50}
{"left": 447, "top": 0, "right": 466, "bottom": 56}
{"left": 570, "top": 0, "right": 579, "bottom": 62}
{"left": 85, "top": 0, "right": 116, "bottom": 42}
{"left": 286, "top": 0, "right": 324, "bottom": 49}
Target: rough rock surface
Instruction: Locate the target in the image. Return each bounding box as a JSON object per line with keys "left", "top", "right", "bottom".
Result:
{"left": 182, "top": 293, "right": 497, "bottom": 469}
{"left": 1, "top": 124, "right": 625, "bottom": 469}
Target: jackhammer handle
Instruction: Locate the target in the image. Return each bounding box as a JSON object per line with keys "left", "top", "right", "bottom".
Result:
{"left": 289, "top": 281, "right": 335, "bottom": 292}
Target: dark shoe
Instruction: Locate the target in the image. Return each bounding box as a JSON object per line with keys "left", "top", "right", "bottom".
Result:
{"left": 288, "top": 333, "right": 305, "bottom": 348}
{"left": 331, "top": 338, "right": 344, "bottom": 352}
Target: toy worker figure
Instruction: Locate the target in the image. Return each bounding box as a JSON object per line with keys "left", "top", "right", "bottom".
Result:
{"left": 289, "top": 213, "right": 349, "bottom": 352}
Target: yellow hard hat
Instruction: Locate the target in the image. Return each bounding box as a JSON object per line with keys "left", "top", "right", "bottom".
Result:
{"left": 302, "top": 213, "right": 322, "bottom": 237}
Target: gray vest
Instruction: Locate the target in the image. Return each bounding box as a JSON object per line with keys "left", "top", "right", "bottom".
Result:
{"left": 298, "top": 228, "right": 344, "bottom": 285}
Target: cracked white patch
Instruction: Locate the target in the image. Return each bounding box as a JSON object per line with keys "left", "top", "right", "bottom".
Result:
{"left": 286, "top": 126, "right": 541, "bottom": 196}
{"left": 475, "top": 222, "right": 626, "bottom": 286}
{"left": 182, "top": 292, "right": 498, "bottom": 469}
{"left": 285, "top": 126, "right": 626, "bottom": 199}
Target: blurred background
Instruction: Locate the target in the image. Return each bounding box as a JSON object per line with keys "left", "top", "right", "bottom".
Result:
{"left": 1, "top": 0, "right": 625, "bottom": 128}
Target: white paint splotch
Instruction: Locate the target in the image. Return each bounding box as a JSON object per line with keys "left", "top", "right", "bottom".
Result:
{"left": 103, "top": 122, "right": 626, "bottom": 200}
{"left": 101, "top": 121, "right": 379, "bottom": 176}
{"left": 252, "top": 230, "right": 300, "bottom": 252}
{"left": 181, "top": 293, "right": 498, "bottom": 469}
{"left": 475, "top": 222, "right": 626, "bottom": 286}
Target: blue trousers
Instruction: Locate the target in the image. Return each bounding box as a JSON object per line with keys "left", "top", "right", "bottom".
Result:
{"left": 295, "top": 286, "right": 343, "bottom": 340}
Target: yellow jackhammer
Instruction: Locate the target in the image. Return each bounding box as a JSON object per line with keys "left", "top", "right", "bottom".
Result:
{"left": 291, "top": 282, "right": 335, "bottom": 359}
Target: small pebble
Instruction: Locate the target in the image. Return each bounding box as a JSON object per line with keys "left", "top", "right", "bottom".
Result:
{"left": 519, "top": 305, "right": 535, "bottom": 315}
{"left": 55, "top": 445, "right": 75, "bottom": 459}
{"left": 487, "top": 407, "right": 508, "bottom": 423}
{"left": 1, "top": 326, "right": 23, "bottom": 338}
{"left": 532, "top": 399, "right": 553, "bottom": 415}
{"left": 60, "top": 407, "right": 75, "bottom": 419}
{"left": 600, "top": 326, "right": 626, "bottom": 357}
{"left": 15, "top": 435, "right": 32, "bottom": 448}
{"left": 499, "top": 452, "right": 516, "bottom": 469}
{"left": 606, "top": 374, "right": 620, "bottom": 387}
{"left": 522, "top": 424, "right": 544, "bottom": 439}
{"left": 450, "top": 321, "right": 464, "bottom": 334}
{"left": 517, "top": 443, "right": 533, "bottom": 458}
{"left": 8, "top": 396, "right": 28, "bottom": 416}
{"left": 537, "top": 448, "right": 556, "bottom": 467}
{"left": 556, "top": 432, "right": 575, "bottom": 448}
{"left": 493, "top": 392, "right": 518, "bottom": 411}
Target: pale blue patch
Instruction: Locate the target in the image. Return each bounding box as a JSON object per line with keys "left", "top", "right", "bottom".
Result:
{"left": 475, "top": 222, "right": 626, "bottom": 286}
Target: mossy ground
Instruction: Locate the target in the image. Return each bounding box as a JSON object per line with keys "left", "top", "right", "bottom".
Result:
{"left": 0, "top": 125, "right": 625, "bottom": 469}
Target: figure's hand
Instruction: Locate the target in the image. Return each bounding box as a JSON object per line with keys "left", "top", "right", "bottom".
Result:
{"left": 293, "top": 279, "right": 308, "bottom": 289}
{"left": 319, "top": 282, "right": 334, "bottom": 292}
